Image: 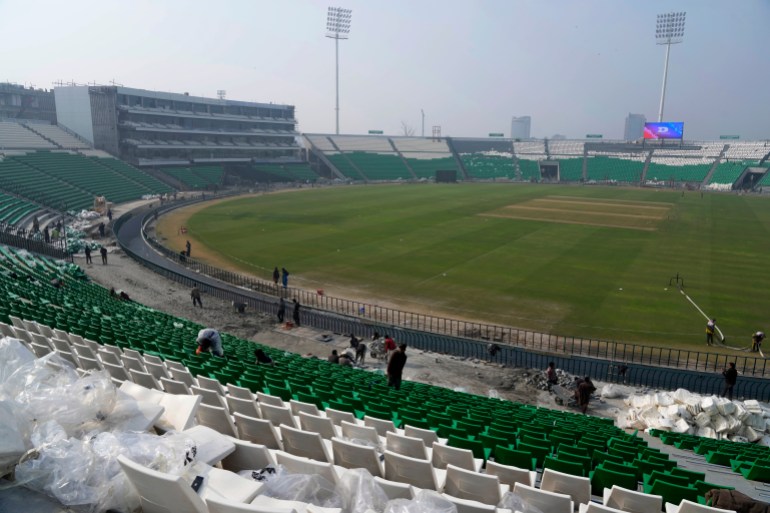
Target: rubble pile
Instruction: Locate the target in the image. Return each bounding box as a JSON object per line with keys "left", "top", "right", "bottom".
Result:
{"left": 526, "top": 368, "right": 575, "bottom": 391}
{"left": 618, "top": 388, "right": 770, "bottom": 445}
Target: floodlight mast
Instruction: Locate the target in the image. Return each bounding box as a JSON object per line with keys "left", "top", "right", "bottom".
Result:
{"left": 656, "top": 11, "right": 686, "bottom": 122}
{"left": 326, "top": 7, "right": 352, "bottom": 135}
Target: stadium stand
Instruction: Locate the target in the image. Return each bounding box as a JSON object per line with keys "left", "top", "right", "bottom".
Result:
{"left": 707, "top": 162, "right": 747, "bottom": 187}
{"left": 344, "top": 152, "right": 412, "bottom": 180}
{"left": 23, "top": 122, "right": 90, "bottom": 149}
{"left": 585, "top": 155, "right": 646, "bottom": 183}
{"left": 160, "top": 166, "right": 224, "bottom": 189}
{"left": 0, "top": 192, "right": 42, "bottom": 227}
{"left": 517, "top": 159, "right": 541, "bottom": 181}
{"left": 0, "top": 121, "right": 56, "bottom": 149}
{"left": 557, "top": 159, "right": 584, "bottom": 182}
{"left": 548, "top": 140, "right": 585, "bottom": 157}
{"left": 452, "top": 139, "right": 516, "bottom": 180}
{"left": 0, "top": 152, "right": 172, "bottom": 211}
{"left": 392, "top": 138, "right": 459, "bottom": 179}
{"left": 94, "top": 157, "right": 174, "bottom": 195}
{"left": 1, "top": 242, "right": 766, "bottom": 510}
{"left": 461, "top": 153, "right": 517, "bottom": 180}
{"left": 723, "top": 142, "right": 770, "bottom": 162}
{"left": 252, "top": 163, "right": 318, "bottom": 182}
{"left": 646, "top": 159, "right": 712, "bottom": 183}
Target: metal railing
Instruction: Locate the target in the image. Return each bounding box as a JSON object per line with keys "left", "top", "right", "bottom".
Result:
{"left": 0, "top": 225, "right": 71, "bottom": 261}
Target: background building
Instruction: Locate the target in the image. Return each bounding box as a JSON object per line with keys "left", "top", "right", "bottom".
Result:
{"left": 0, "top": 83, "right": 56, "bottom": 123}
{"left": 624, "top": 113, "right": 646, "bottom": 141}
{"left": 511, "top": 116, "right": 531, "bottom": 139}
{"left": 54, "top": 86, "right": 299, "bottom": 167}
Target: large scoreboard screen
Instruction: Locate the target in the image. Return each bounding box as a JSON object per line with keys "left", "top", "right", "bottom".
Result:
{"left": 644, "top": 122, "right": 684, "bottom": 140}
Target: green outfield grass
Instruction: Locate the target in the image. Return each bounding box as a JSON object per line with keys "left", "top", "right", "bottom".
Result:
{"left": 187, "top": 184, "right": 770, "bottom": 348}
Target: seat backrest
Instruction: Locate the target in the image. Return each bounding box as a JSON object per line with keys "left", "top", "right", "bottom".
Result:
{"left": 280, "top": 424, "right": 331, "bottom": 462}
{"left": 122, "top": 355, "right": 146, "bottom": 372}
{"left": 581, "top": 503, "right": 628, "bottom": 513}
{"left": 512, "top": 483, "right": 573, "bottom": 513}
{"left": 117, "top": 455, "right": 208, "bottom": 513}
{"left": 540, "top": 468, "right": 590, "bottom": 506}
{"left": 441, "top": 494, "right": 496, "bottom": 513}
{"left": 233, "top": 413, "right": 282, "bottom": 450}
{"left": 603, "top": 485, "right": 663, "bottom": 513}
{"left": 226, "top": 396, "right": 260, "bottom": 418}
{"left": 169, "top": 368, "right": 196, "bottom": 387}
{"left": 197, "top": 375, "right": 226, "bottom": 395}
{"left": 221, "top": 437, "right": 275, "bottom": 473}
{"left": 290, "top": 399, "right": 321, "bottom": 417}
{"left": 160, "top": 377, "right": 191, "bottom": 395}
{"left": 364, "top": 415, "right": 397, "bottom": 437}
{"left": 274, "top": 450, "right": 338, "bottom": 485}
{"left": 299, "top": 412, "right": 337, "bottom": 439}
{"left": 331, "top": 436, "right": 382, "bottom": 477}
{"left": 145, "top": 361, "right": 171, "bottom": 380}
{"left": 432, "top": 442, "right": 476, "bottom": 471}
{"left": 383, "top": 450, "right": 439, "bottom": 490}
{"left": 256, "top": 392, "right": 285, "bottom": 407}
{"left": 340, "top": 421, "right": 380, "bottom": 446}
{"left": 324, "top": 407, "right": 357, "bottom": 426}
{"left": 191, "top": 385, "right": 226, "bottom": 407}
{"left": 386, "top": 432, "right": 428, "bottom": 460}
{"left": 444, "top": 464, "right": 502, "bottom": 505}
{"left": 675, "top": 499, "right": 737, "bottom": 513}
{"left": 227, "top": 384, "right": 255, "bottom": 400}
{"left": 485, "top": 460, "right": 536, "bottom": 488}
{"left": 259, "top": 402, "right": 297, "bottom": 428}
{"left": 197, "top": 403, "right": 238, "bottom": 437}
{"left": 102, "top": 361, "right": 131, "bottom": 381}
{"left": 373, "top": 476, "right": 414, "bottom": 500}
{"left": 404, "top": 425, "right": 439, "bottom": 446}
{"left": 130, "top": 369, "right": 162, "bottom": 390}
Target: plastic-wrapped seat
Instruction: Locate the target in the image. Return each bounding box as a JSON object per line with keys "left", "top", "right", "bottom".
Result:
{"left": 118, "top": 455, "right": 262, "bottom": 513}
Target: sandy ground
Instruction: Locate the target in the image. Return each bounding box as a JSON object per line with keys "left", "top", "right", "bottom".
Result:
{"left": 81, "top": 216, "right": 631, "bottom": 421}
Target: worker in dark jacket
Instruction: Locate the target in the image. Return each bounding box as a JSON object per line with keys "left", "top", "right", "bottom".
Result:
{"left": 722, "top": 362, "right": 738, "bottom": 401}
{"left": 387, "top": 344, "right": 408, "bottom": 390}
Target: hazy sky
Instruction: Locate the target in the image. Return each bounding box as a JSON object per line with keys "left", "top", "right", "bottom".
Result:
{"left": 1, "top": 0, "right": 768, "bottom": 140}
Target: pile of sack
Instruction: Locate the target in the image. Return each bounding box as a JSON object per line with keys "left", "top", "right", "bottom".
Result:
{"left": 617, "top": 388, "right": 770, "bottom": 444}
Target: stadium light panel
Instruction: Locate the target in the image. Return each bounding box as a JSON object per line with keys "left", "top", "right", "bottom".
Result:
{"left": 326, "top": 7, "right": 353, "bottom": 135}
{"left": 655, "top": 11, "right": 686, "bottom": 122}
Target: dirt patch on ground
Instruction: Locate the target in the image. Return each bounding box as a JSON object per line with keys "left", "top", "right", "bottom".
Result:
{"left": 480, "top": 195, "right": 672, "bottom": 231}
{"left": 80, "top": 237, "right": 628, "bottom": 418}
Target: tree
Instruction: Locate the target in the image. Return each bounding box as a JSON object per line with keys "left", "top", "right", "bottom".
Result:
{"left": 400, "top": 121, "right": 415, "bottom": 137}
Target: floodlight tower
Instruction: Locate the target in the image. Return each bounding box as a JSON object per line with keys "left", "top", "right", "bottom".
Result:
{"left": 655, "top": 11, "right": 686, "bottom": 122}
{"left": 326, "top": 7, "right": 352, "bottom": 135}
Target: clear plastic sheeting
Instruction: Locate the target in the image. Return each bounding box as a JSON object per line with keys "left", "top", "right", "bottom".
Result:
{"left": 385, "top": 490, "right": 457, "bottom": 513}
{"left": 0, "top": 401, "right": 26, "bottom": 477}
{"left": 0, "top": 337, "right": 37, "bottom": 383}
{"left": 336, "top": 468, "right": 389, "bottom": 513}
{"left": 620, "top": 388, "right": 770, "bottom": 441}
{"left": 256, "top": 464, "right": 344, "bottom": 509}
{"left": 2, "top": 353, "right": 116, "bottom": 438}
{"left": 0, "top": 342, "right": 201, "bottom": 512}
{"left": 498, "top": 491, "right": 545, "bottom": 513}
{"left": 13, "top": 428, "right": 197, "bottom": 513}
